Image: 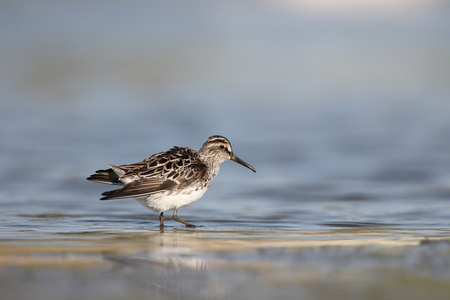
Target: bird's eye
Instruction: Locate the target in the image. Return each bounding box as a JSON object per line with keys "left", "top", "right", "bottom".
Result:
{"left": 219, "top": 145, "right": 225, "bottom": 149}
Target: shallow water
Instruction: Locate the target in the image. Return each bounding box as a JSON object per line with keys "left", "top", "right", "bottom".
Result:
{"left": 2, "top": 1, "right": 450, "bottom": 299}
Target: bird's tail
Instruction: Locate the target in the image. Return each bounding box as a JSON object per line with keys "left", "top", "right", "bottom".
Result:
{"left": 86, "top": 168, "right": 122, "bottom": 185}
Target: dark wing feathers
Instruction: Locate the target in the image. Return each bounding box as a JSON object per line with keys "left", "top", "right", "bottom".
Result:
{"left": 100, "top": 179, "right": 178, "bottom": 200}
{"left": 88, "top": 147, "right": 207, "bottom": 200}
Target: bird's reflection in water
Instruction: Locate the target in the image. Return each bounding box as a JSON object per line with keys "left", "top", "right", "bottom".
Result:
{"left": 102, "top": 232, "right": 229, "bottom": 300}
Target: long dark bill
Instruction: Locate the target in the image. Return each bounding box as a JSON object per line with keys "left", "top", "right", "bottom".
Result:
{"left": 231, "top": 154, "right": 256, "bottom": 173}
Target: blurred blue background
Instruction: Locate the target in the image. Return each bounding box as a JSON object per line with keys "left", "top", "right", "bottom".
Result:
{"left": 2, "top": 2, "right": 450, "bottom": 299}
{"left": 1, "top": 0, "right": 450, "bottom": 229}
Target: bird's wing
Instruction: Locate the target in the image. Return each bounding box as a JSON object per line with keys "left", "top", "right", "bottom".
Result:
{"left": 100, "top": 147, "right": 207, "bottom": 200}
{"left": 100, "top": 178, "right": 178, "bottom": 200}
{"left": 100, "top": 164, "right": 207, "bottom": 200}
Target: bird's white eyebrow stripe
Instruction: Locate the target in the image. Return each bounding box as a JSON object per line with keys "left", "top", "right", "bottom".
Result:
{"left": 207, "top": 138, "right": 228, "bottom": 144}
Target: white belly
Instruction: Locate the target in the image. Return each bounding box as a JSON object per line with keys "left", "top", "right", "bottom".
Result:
{"left": 135, "top": 186, "right": 208, "bottom": 213}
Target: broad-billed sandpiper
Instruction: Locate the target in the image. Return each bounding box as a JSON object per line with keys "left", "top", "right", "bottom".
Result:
{"left": 87, "top": 135, "right": 255, "bottom": 229}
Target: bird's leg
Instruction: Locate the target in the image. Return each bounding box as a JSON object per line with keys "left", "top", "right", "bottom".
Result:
{"left": 159, "top": 212, "right": 164, "bottom": 232}
{"left": 172, "top": 208, "right": 195, "bottom": 228}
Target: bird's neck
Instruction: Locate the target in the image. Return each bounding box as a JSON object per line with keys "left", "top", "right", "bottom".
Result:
{"left": 198, "top": 153, "right": 221, "bottom": 180}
